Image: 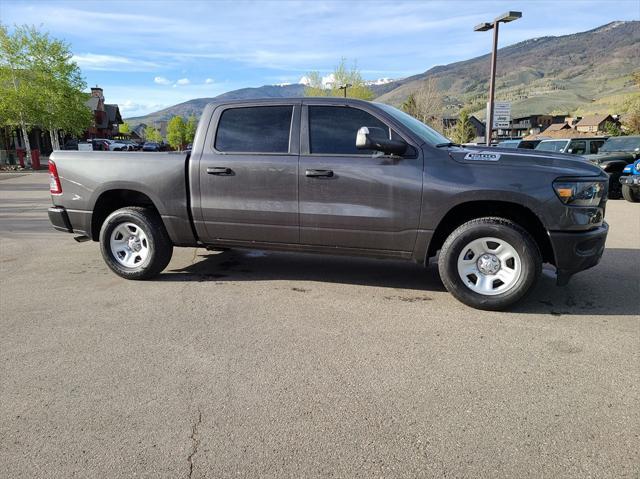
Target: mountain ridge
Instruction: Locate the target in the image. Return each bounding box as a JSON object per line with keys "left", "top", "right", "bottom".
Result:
{"left": 126, "top": 20, "right": 639, "bottom": 126}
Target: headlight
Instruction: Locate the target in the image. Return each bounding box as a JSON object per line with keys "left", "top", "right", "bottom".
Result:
{"left": 553, "top": 180, "right": 606, "bottom": 206}
{"left": 634, "top": 159, "right": 640, "bottom": 173}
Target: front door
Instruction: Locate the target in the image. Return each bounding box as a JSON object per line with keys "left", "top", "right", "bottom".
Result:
{"left": 299, "top": 104, "right": 423, "bottom": 252}
{"left": 197, "top": 103, "right": 300, "bottom": 244}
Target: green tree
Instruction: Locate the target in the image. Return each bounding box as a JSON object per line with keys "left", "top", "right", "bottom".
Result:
{"left": 184, "top": 114, "right": 197, "bottom": 144}
{"left": 0, "top": 24, "right": 91, "bottom": 160}
{"left": 304, "top": 58, "right": 374, "bottom": 100}
{"left": 603, "top": 120, "right": 624, "bottom": 137}
{"left": 621, "top": 72, "right": 640, "bottom": 134}
{"left": 445, "top": 110, "right": 476, "bottom": 144}
{"left": 144, "top": 126, "right": 162, "bottom": 143}
{"left": 166, "top": 116, "right": 185, "bottom": 150}
{"left": 119, "top": 122, "right": 131, "bottom": 134}
{"left": 622, "top": 95, "right": 640, "bottom": 134}
{"left": 400, "top": 77, "right": 444, "bottom": 131}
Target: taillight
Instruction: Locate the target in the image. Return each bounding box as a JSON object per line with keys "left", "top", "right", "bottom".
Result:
{"left": 49, "top": 160, "right": 62, "bottom": 195}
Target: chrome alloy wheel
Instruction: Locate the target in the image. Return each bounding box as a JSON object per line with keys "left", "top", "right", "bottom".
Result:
{"left": 456, "top": 237, "right": 522, "bottom": 296}
{"left": 109, "top": 222, "right": 150, "bottom": 268}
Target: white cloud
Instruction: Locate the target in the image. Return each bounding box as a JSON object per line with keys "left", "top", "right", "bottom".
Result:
{"left": 204, "top": 78, "right": 214, "bottom": 84}
{"left": 154, "top": 76, "right": 172, "bottom": 85}
{"left": 72, "top": 53, "right": 159, "bottom": 71}
{"left": 176, "top": 78, "right": 190, "bottom": 85}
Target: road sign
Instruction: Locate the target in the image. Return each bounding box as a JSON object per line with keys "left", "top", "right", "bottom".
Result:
{"left": 487, "top": 101, "right": 511, "bottom": 129}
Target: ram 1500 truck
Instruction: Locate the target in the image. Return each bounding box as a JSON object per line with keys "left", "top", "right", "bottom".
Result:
{"left": 48, "top": 98, "right": 609, "bottom": 310}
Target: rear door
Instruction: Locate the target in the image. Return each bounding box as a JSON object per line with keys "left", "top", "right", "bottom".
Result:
{"left": 196, "top": 102, "right": 300, "bottom": 244}
{"left": 298, "top": 103, "right": 422, "bottom": 252}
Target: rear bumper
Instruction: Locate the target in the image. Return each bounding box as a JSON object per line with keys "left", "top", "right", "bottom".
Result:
{"left": 549, "top": 222, "right": 608, "bottom": 285}
{"left": 48, "top": 206, "right": 92, "bottom": 237}
{"left": 48, "top": 206, "right": 73, "bottom": 233}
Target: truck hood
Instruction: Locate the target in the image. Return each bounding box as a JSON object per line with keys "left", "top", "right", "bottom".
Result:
{"left": 448, "top": 146, "right": 604, "bottom": 177}
{"left": 582, "top": 151, "right": 636, "bottom": 164}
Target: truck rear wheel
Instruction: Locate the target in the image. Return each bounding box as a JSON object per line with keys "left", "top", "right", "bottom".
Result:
{"left": 99, "top": 207, "right": 173, "bottom": 280}
{"left": 622, "top": 184, "right": 640, "bottom": 203}
{"left": 438, "top": 217, "right": 541, "bottom": 311}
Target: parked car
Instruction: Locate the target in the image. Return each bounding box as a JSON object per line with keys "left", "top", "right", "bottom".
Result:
{"left": 535, "top": 137, "right": 607, "bottom": 155}
{"left": 497, "top": 139, "right": 542, "bottom": 149}
{"left": 620, "top": 159, "right": 640, "bottom": 202}
{"left": 91, "top": 139, "right": 111, "bottom": 151}
{"left": 47, "top": 98, "right": 609, "bottom": 311}
{"left": 63, "top": 139, "right": 78, "bottom": 150}
{"left": 583, "top": 135, "right": 640, "bottom": 199}
{"left": 108, "top": 140, "right": 131, "bottom": 151}
{"left": 118, "top": 139, "right": 142, "bottom": 151}
{"left": 142, "top": 142, "right": 160, "bottom": 152}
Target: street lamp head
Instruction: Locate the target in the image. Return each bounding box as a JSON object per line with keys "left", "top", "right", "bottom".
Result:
{"left": 495, "top": 11, "right": 522, "bottom": 23}
{"left": 474, "top": 22, "right": 493, "bottom": 32}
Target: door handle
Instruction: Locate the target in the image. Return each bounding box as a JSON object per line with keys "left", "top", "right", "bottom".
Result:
{"left": 207, "top": 167, "right": 233, "bottom": 175}
{"left": 305, "top": 169, "right": 334, "bottom": 178}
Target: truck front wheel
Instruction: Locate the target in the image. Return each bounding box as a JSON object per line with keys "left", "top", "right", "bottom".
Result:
{"left": 438, "top": 217, "right": 542, "bottom": 311}
{"left": 608, "top": 171, "right": 623, "bottom": 199}
{"left": 99, "top": 207, "right": 173, "bottom": 280}
{"left": 622, "top": 185, "right": 640, "bottom": 203}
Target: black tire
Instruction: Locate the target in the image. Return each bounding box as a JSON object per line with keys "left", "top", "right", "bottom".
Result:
{"left": 608, "top": 171, "right": 622, "bottom": 199}
{"left": 622, "top": 184, "right": 640, "bottom": 203}
{"left": 99, "top": 207, "right": 173, "bottom": 280}
{"left": 438, "top": 217, "right": 542, "bottom": 311}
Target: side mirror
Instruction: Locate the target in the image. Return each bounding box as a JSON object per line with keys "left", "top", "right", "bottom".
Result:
{"left": 356, "top": 126, "right": 407, "bottom": 156}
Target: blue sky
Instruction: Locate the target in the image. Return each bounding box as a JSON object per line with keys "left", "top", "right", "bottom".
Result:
{"left": 1, "top": 0, "right": 638, "bottom": 117}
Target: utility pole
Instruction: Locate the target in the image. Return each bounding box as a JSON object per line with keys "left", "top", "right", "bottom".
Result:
{"left": 474, "top": 11, "right": 522, "bottom": 146}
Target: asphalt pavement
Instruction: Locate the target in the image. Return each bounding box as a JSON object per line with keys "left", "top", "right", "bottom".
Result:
{"left": 0, "top": 172, "right": 638, "bottom": 478}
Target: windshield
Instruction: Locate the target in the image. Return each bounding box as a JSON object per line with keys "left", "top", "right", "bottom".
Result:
{"left": 535, "top": 140, "right": 569, "bottom": 153}
{"left": 599, "top": 136, "right": 640, "bottom": 152}
{"left": 498, "top": 140, "right": 520, "bottom": 148}
{"left": 375, "top": 103, "right": 450, "bottom": 146}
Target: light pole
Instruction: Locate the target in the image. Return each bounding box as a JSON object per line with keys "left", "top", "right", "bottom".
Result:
{"left": 338, "top": 83, "right": 353, "bottom": 98}
{"left": 474, "top": 11, "right": 521, "bottom": 146}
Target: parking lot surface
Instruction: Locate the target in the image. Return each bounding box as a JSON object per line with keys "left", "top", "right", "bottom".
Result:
{"left": 1, "top": 172, "right": 638, "bottom": 478}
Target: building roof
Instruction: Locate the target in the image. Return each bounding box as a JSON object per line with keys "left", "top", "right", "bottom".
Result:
{"left": 85, "top": 96, "right": 100, "bottom": 111}
{"left": 105, "top": 104, "right": 123, "bottom": 124}
{"left": 576, "top": 114, "right": 613, "bottom": 127}
{"left": 523, "top": 129, "right": 608, "bottom": 140}
{"left": 543, "top": 123, "right": 572, "bottom": 132}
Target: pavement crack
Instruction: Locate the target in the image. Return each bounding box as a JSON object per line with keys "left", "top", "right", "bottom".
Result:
{"left": 187, "top": 408, "right": 202, "bottom": 479}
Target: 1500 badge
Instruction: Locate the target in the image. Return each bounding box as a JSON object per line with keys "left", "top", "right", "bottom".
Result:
{"left": 464, "top": 151, "right": 501, "bottom": 162}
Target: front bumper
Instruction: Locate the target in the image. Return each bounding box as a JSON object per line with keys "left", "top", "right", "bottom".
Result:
{"left": 548, "top": 222, "right": 608, "bottom": 286}
{"left": 620, "top": 175, "right": 640, "bottom": 187}
{"left": 48, "top": 206, "right": 73, "bottom": 233}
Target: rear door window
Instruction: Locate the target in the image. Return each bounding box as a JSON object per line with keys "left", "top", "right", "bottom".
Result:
{"left": 536, "top": 140, "right": 568, "bottom": 152}
{"left": 590, "top": 140, "right": 605, "bottom": 154}
{"left": 308, "top": 106, "right": 391, "bottom": 155}
{"left": 216, "top": 106, "right": 293, "bottom": 153}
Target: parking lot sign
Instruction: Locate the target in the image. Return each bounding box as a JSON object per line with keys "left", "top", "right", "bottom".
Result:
{"left": 487, "top": 101, "right": 511, "bottom": 129}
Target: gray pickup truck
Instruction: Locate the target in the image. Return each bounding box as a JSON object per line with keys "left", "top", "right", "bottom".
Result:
{"left": 48, "top": 98, "right": 609, "bottom": 310}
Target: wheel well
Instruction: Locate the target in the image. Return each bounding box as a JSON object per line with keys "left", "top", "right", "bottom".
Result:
{"left": 91, "top": 190, "right": 158, "bottom": 240}
{"left": 601, "top": 162, "right": 626, "bottom": 173}
{"left": 427, "top": 201, "right": 554, "bottom": 264}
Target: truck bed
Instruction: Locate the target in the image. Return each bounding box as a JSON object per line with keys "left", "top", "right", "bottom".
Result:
{"left": 49, "top": 151, "right": 196, "bottom": 245}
